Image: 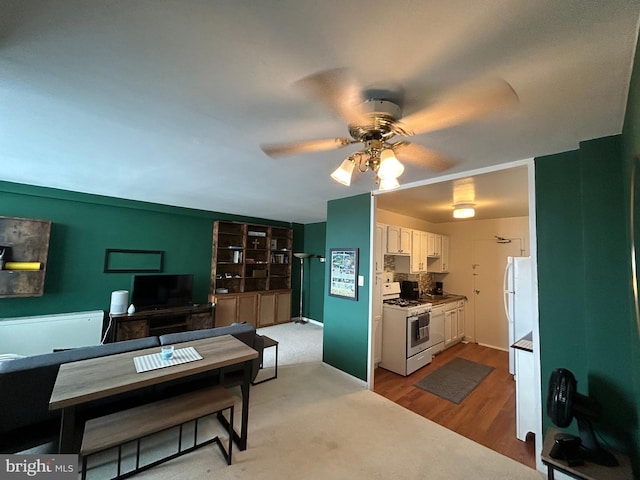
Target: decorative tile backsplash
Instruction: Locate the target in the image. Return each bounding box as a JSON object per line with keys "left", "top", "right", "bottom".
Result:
{"left": 383, "top": 255, "right": 436, "bottom": 295}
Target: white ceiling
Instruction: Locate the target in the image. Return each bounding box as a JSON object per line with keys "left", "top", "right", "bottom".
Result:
{"left": 1, "top": 1, "right": 639, "bottom": 224}
{"left": 376, "top": 165, "right": 530, "bottom": 223}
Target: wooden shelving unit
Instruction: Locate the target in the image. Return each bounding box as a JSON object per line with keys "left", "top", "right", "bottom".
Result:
{"left": 0, "top": 216, "right": 52, "bottom": 298}
{"left": 210, "top": 221, "right": 292, "bottom": 327}
{"left": 211, "top": 221, "right": 292, "bottom": 294}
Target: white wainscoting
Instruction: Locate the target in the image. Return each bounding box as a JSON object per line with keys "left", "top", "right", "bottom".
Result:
{"left": 0, "top": 310, "right": 104, "bottom": 355}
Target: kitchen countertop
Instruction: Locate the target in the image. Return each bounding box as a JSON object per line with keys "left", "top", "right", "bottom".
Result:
{"left": 420, "top": 294, "right": 466, "bottom": 306}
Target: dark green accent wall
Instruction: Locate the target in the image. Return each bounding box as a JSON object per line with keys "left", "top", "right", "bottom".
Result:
{"left": 323, "top": 193, "right": 371, "bottom": 380}
{"left": 304, "top": 222, "right": 326, "bottom": 322}
{"left": 0, "top": 181, "right": 301, "bottom": 319}
{"left": 536, "top": 30, "right": 640, "bottom": 471}
{"left": 535, "top": 135, "right": 639, "bottom": 468}
{"left": 621, "top": 29, "right": 640, "bottom": 472}
{"left": 535, "top": 149, "right": 586, "bottom": 380}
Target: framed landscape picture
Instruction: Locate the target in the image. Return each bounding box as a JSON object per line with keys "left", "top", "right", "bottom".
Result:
{"left": 329, "top": 248, "right": 358, "bottom": 301}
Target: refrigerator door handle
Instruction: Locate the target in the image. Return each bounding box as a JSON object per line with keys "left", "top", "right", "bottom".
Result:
{"left": 503, "top": 261, "right": 513, "bottom": 323}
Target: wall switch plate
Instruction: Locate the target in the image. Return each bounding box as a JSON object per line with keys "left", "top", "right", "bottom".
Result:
{"left": 358, "top": 275, "right": 364, "bottom": 286}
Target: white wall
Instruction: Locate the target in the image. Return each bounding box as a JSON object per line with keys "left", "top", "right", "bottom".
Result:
{"left": 436, "top": 216, "right": 530, "bottom": 302}
{"left": 376, "top": 210, "right": 437, "bottom": 232}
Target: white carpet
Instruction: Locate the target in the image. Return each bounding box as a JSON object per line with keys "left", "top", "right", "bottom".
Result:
{"left": 81, "top": 323, "right": 543, "bottom": 479}
{"left": 97, "top": 361, "right": 543, "bottom": 480}
{"left": 257, "top": 321, "right": 323, "bottom": 364}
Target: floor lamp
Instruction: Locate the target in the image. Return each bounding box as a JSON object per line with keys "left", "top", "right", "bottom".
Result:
{"left": 293, "top": 253, "right": 311, "bottom": 323}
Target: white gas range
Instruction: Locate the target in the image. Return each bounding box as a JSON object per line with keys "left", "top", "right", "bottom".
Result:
{"left": 380, "top": 282, "right": 444, "bottom": 376}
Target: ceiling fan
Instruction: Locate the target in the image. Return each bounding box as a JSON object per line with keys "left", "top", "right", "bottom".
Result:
{"left": 261, "top": 68, "right": 518, "bottom": 190}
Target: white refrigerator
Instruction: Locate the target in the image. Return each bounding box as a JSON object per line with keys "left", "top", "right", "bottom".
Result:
{"left": 503, "top": 256, "right": 533, "bottom": 375}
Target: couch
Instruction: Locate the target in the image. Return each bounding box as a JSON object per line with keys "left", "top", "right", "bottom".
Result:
{"left": 0, "top": 322, "right": 264, "bottom": 453}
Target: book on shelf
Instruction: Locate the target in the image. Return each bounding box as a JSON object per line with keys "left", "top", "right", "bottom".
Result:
{"left": 271, "top": 253, "right": 286, "bottom": 264}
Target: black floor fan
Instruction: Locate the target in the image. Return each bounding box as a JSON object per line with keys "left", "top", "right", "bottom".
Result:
{"left": 546, "top": 368, "right": 618, "bottom": 467}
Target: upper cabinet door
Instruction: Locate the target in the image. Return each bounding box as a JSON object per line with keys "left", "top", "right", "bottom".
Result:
{"left": 429, "top": 235, "right": 450, "bottom": 273}
{"left": 427, "top": 232, "right": 442, "bottom": 257}
{"left": 387, "top": 225, "right": 410, "bottom": 255}
{"left": 410, "top": 230, "right": 429, "bottom": 273}
{"left": 400, "top": 228, "right": 412, "bottom": 253}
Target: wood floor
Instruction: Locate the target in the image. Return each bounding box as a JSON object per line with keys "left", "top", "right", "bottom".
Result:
{"left": 373, "top": 341, "right": 536, "bottom": 469}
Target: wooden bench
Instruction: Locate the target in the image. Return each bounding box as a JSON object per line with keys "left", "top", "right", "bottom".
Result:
{"left": 80, "top": 386, "right": 235, "bottom": 480}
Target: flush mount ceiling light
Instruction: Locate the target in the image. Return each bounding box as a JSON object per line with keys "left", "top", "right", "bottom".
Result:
{"left": 452, "top": 177, "right": 476, "bottom": 219}
{"left": 453, "top": 203, "right": 476, "bottom": 219}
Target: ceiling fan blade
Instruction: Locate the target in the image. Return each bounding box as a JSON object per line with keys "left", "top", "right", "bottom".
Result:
{"left": 392, "top": 142, "right": 456, "bottom": 172}
{"left": 396, "top": 78, "right": 518, "bottom": 136}
{"left": 261, "top": 137, "right": 355, "bottom": 157}
{"left": 295, "top": 68, "right": 369, "bottom": 126}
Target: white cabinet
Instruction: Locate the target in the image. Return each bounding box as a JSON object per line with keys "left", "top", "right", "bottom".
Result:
{"left": 444, "top": 308, "right": 457, "bottom": 347}
{"left": 444, "top": 310, "right": 458, "bottom": 348}
{"left": 395, "top": 228, "right": 428, "bottom": 273}
{"left": 430, "top": 304, "right": 446, "bottom": 353}
{"left": 427, "top": 232, "right": 442, "bottom": 257}
{"left": 374, "top": 223, "right": 385, "bottom": 273}
{"left": 386, "top": 225, "right": 411, "bottom": 254}
{"left": 444, "top": 299, "right": 465, "bottom": 348}
{"left": 441, "top": 235, "right": 450, "bottom": 272}
{"left": 430, "top": 235, "right": 450, "bottom": 272}
{"left": 456, "top": 299, "right": 465, "bottom": 342}
{"left": 410, "top": 230, "right": 428, "bottom": 273}
{"left": 515, "top": 348, "right": 536, "bottom": 440}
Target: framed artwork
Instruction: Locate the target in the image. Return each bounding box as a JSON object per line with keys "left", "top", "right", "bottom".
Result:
{"left": 328, "top": 248, "right": 358, "bottom": 301}
{"left": 104, "top": 249, "right": 164, "bottom": 273}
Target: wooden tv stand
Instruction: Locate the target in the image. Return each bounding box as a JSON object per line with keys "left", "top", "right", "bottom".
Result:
{"left": 108, "top": 303, "right": 215, "bottom": 342}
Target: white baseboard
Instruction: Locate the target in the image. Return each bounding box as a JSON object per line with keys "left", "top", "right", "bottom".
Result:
{"left": 292, "top": 316, "right": 323, "bottom": 327}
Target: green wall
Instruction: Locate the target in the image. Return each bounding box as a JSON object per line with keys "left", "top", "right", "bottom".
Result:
{"left": 323, "top": 194, "right": 371, "bottom": 380}
{"left": 0, "top": 181, "right": 301, "bottom": 319}
{"left": 304, "top": 222, "right": 326, "bottom": 322}
{"left": 535, "top": 29, "right": 640, "bottom": 471}
{"left": 621, "top": 27, "right": 640, "bottom": 472}
{"left": 535, "top": 135, "right": 638, "bottom": 468}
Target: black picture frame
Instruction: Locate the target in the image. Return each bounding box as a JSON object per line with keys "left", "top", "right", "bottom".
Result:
{"left": 328, "top": 248, "right": 358, "bottom": 301}
{"left": 104, "top": 249, "right": 164, "bottom": 273}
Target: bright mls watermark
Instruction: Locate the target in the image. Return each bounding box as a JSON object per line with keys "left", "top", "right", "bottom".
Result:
{"left": 0, "top": 455, "right": 77, "bottom": 480}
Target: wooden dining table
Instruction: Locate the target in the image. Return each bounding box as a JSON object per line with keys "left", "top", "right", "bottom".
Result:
{"left": 49, "top": 334, "right": 258, "bottom": 453}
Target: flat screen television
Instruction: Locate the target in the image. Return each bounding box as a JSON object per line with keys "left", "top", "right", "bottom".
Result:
{"left": 130, "top": 274, "right": 194, "bottom": 311}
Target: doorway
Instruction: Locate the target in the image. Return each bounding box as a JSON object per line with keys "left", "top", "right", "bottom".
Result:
{"left": 371, "top": 161, "right": 542, "bottom": 468}
{"left": 471, "top": 237, "right": 524, "bottom": 348}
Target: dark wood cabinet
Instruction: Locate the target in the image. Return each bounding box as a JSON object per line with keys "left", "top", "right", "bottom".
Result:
{"left": 109, "top": 304, "right": 215, "bottom": 342}
{"left": 212, "top": 291, "right": 291, "bottom": 328}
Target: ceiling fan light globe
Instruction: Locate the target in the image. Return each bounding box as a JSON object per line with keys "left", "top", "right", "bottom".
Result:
{"left": 379, "top": 177, "right": 400, "bottom": 190}
{"left": 330, "top": 158, "right": 355, "bottom": 186}
{"left": 379, "top": 148, "right": 396, "bottom": 161}
{"left": 377, "top": 150, "right": 404, "bottom": 180}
